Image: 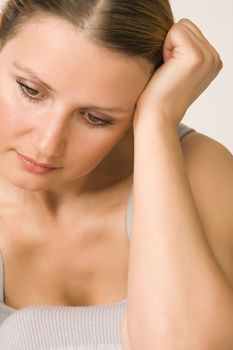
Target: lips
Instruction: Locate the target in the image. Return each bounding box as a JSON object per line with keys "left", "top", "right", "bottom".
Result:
{"left": 16, "top": 151, "right": 59, "bottom": 169}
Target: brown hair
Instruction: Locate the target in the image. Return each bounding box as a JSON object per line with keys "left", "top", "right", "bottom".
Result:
{"left": 0, "top": 0, "right": 174, "bottom": 72}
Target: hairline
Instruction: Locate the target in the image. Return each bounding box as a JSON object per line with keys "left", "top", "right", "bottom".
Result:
{"left": 0, "top": 9, "right": 155, "bottom": 76}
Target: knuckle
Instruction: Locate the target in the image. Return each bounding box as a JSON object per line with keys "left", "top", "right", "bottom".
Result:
{"left": 210, "top": 53, "right": 217, "bottom": 66}
{"left": 219, "top": 59, "right": 224, "bottom": 70}
{"left": 203, "top": 54, "right": 223, "bottom": 76}
{"left": 210, "top": 53, "right": 221, "bottom": 71}
{"left": 178, "top": 18, "right": 192, "bottom": 26}
{"left": 169, "top": 23, "right": 183, "bottom": 38}
{"left": 209, "top": 48, "right": 222, "bottom": 69}
{"left": 171, "top": 22, "right": 181, "bottom": 32}
{"left": 215, "top": 53, "right": 223, "bottom": 69}
{"left": 216, "top": 58, "right": 223, "bottom": 72}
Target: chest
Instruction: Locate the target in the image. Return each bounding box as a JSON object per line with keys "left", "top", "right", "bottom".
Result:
{"left": 0, "top": 197, "right": 130, "bottom": 309}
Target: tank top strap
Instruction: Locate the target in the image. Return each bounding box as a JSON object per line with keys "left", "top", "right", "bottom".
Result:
{"left": 0, "top": 254, "right": 4, "bottom": 303}
{"left": 126, "top": 123, "right": 196, "bottom": 240}
{"left": 177, "top": 123, "right": 196, "bottom": 141}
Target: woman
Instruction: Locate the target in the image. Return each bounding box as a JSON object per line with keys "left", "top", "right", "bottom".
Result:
{"left": 0, "top": 0, "right": 232, "bottom": 349}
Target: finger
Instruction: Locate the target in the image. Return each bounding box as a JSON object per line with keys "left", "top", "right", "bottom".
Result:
{"left": 178, "top": 19, "right": 222, "bottom": 62}
{"left": 163, "top": 20, "right": 219, "bottom": 68}
{"left": 178, "top": 18, "right": 207, "bottom": 41}
{"left": 180, "top": 24, "right": 210, "bottom": 52}
{"left": 173, "top": 24, "right": 210, "bottom": 60}
{"left": 179, "top": 24, "right": 222, "bottom": 67}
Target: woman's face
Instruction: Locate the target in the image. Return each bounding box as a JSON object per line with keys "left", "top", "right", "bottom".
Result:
{"left": 0, "top": 14, "right": 152, "bottom": 192}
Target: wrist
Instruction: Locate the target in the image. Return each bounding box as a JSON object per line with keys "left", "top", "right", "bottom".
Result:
{"left": 133, "top": 108, "right": 178, "bottom": 135}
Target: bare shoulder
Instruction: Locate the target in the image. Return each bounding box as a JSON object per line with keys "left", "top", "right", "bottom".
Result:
{"left": 180, "top": 131, "right": 233, "bottom": 286}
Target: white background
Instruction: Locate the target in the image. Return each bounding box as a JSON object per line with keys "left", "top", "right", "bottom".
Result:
{"left": 0, "top": 0, "right": 232, "bottom": 152}
{"left": 170, "top": 0, "right": 232, "bottom": 152}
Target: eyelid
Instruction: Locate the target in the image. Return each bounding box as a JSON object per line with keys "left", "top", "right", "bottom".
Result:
{"left": 17, "top": 80, "right": 117, "bottom": 123}
{"left": 82, "top": 109, "right": 113, "bottom": 121}
{"left": 24, "top": 85, "right": 41, "bottom": 97}
{"left": 17, "top": 79, "right": 46, "bottom": 97}
{"left": 82, "top": 110, "right": 115, "bottom": 124}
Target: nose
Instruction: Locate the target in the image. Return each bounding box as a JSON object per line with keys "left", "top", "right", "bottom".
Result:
{"left": 33, "top": 113, "right": 69, "bottom": 157}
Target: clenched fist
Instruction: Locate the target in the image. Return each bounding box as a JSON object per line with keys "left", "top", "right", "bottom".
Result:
{"left": 134, "top": 18, "right": 223, "bottom": 129}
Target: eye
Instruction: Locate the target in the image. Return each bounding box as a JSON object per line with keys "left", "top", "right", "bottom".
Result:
{"left": 16, "top": 80, "right": 114, "bottom": 128}
{"left": 16, "top": 81, "right": 44, "bottom": 102}
{"left": 82, "top": 112, "right": 114, "bottom": 128}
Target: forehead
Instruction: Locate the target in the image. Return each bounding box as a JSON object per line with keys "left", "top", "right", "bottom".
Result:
{"left": 1, "top": 14, "right": 152, "bottom": 107}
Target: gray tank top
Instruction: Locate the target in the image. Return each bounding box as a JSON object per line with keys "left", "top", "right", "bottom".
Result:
{"left": 0, "top": 123, "right": 196, "bottom": 349}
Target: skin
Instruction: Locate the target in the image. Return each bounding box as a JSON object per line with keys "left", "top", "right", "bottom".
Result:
{"left": 120, "top": 19, "right": 231, "bottom": 349}
{"left": 0, "top": 13, "right": 153, "bottom": 221}
{"left": 0, "top": 12, "right": 154, "bottom": 309}
{"left": 0, "top": 11, "right": 232, "bottom": 346}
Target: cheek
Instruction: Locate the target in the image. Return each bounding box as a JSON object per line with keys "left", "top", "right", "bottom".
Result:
{"left": 0, "top": 91, "right": 29, "bottom": 146}
{"left": 66, "top": 131, "right": 120, "bottom": 176}
{"left": 0, "top": 88, "right": 40, "bottom": 156}
{"left": 0, "top": 92, "right": 19, "bottom": 147}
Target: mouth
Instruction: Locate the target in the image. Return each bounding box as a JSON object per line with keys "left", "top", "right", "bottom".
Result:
{"left": 16, "top": 151, "right": 60, "bottom": 169}
{"left": 15, "top": 151, "right": 61, "bottom": 174}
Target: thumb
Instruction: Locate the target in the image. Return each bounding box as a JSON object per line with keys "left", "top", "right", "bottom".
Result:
{"left": 162, "top": 25, "right": 175, "bottom": 63}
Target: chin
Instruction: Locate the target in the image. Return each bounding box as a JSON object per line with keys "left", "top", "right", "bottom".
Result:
{"left": 4, "top": 172, "right": 58, "bottom": 192}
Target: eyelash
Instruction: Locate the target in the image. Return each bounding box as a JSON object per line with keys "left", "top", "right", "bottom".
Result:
{"left": 16, "top": 80, "right": 114, "bottom": 128}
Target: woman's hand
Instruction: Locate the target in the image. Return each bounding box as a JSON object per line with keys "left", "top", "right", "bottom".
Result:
{"left": 134, "top": 18, "right": 223, "bottom": 130}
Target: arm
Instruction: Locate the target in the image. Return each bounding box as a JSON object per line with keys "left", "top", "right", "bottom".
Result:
{"left": 124, "top": 121, "right": 233, "bottom": 350}
{"left": 121, "top": 18, "right": 233, "bottom": 350}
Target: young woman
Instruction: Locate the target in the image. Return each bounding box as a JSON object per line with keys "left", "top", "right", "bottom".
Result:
{"left": 0, "top": 1, "right": 232, "bottom": 349}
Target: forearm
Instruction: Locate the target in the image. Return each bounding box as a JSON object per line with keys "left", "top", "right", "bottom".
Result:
{"left": 126, "top": 115, "right": 233, "bottom": 350}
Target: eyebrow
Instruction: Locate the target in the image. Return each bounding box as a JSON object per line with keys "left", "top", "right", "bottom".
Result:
{"left": 13, "top": 61, "right": 55, "bottom": 92}
{"left": 12, "top": 61, "right": 131, "bottom": 115}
